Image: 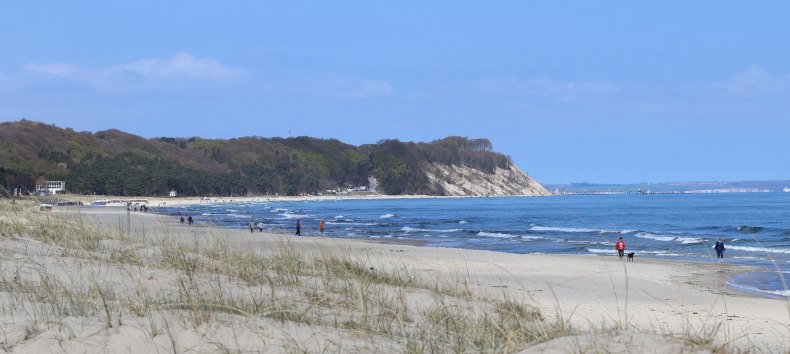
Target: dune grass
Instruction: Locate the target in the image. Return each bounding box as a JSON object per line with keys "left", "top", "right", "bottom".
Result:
{"left": 0, "top": 196, "right": 787, "bottom": 353}
{"left": 0, "top": 198, "right": 573, "bottom": 352}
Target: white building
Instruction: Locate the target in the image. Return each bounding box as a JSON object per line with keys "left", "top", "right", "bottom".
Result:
{"left": 36, "top": 181, "right": 65, "bottom": 195}
{"left": 169, "top": 190, "right": 178, "bottom": 197}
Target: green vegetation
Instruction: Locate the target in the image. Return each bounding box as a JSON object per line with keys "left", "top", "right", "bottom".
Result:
{"left": 0, "top": 120, "right": 513, "bottom": 196}
{"left": 0, "top": 199, "right": 566, "bottom": 352}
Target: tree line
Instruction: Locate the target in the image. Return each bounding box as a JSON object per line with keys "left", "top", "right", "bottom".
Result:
{"left": 1, "top": 121, "right": 513, "bottom": 196}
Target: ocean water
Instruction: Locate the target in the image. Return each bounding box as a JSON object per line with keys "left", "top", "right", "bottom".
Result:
{"left": 158, "top": 193, "right": 790, "bottom": 299}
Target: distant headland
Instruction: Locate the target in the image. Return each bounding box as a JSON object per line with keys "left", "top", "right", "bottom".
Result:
{"left": 0, "top": 120, "right": 549, "bottom": 198}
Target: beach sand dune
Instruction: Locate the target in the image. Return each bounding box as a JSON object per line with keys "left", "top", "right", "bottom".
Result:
{"left": 0, "top": 202, "right": 787, "bottom": 353}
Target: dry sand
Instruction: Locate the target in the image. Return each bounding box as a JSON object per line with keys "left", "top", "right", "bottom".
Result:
{"left": 1, "top": 204, "right": 788, "bottom": 353}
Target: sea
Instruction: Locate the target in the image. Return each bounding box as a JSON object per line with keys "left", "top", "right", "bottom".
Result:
{"left": 156, "top": 193, "right": 790, "bottom": 299}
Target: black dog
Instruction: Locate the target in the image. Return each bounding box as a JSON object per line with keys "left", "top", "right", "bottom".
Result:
{"left": 626, "top": 252, "right": 635, "bottom": 262}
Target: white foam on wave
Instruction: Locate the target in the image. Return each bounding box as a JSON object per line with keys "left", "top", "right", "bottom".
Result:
{"left": 559, "top": 240, "right": 609, "bottom": 245}
{"left": 636, "top": 232, "right": 703, "bottom": 244}
{"left": 727, "top": 282, "right": 790, "bottom": 298}
{"left": 402, "top": 226, "right": 462, "bottom": 233}
{"left": 228, "top": 213, "right": 251, "bottom": 219}
{"left": 727, "top": 245, "right": 790, "bottom": 254}
{"left": 532, "top": 226, "right": 640, "bottom": 234}
{"left": 521, "top": 235, "right": 544, "bottom": 241}
{"left": 327, "top": 221, "right": 377, "bottom": 226}
{"left": 530, "top": 226, "right": 601, "bottom": 233}
{"left": 280, "top": 212, "right": 313, "bottom": 219}
{"left": 459, "top": 220, "right": 468, "bottom": 224}
{"left": 380, "top": 213, "right": 395, "bottom": 219}
{"left": 477, "top": 232, "right": 518, "bottom": 238}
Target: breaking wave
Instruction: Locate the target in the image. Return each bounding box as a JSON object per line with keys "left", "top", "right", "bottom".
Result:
{"left": 402, "top": 226, "right": 462, "bottom": 233}
{"left": 530, "top": 226, "right": 602, "bottom": 233}
{"left": 726, "top": 245, "right": 790, "bottom": 254}
{"left": 400, "top": 226, "right": 464, "bottom": 232}
{"left": 635, "top": 232, "right": 703, "bottom": 244}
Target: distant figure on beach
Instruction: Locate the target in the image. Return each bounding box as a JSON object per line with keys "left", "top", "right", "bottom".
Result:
{"left": 177, "top": 209, "right": 181, "bottom": 216}
{"left": 715, "top": 237, "right": 725, "bottom": 263}
{"left": 257, "top": 222, "right": 264, "bottom": 232}
{"left": 295, "top": 219, "right": 301, "bottom": 236}
{"left": 249, "top": 221, "right": 254, "bottom": 233}
{"left": 615, "top": 236, "right": 626, "bottom": 259}
{"left": 319, "top": 219, "right": 325, "bottom": 235}
{"left": 188, "top": 215, "right": 193, "bottom": 225}
{"left": 180, "top": 216, "right": 184, "bottom": 224}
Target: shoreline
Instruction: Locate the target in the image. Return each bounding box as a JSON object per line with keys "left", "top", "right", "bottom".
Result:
{"left": 55, "top": 201, "right": 790, "bottom": 301}
{"left": 60, "top": 202, "right": 788, "bottom": 300}
{"left": 65, "top": 206, "right": 782, "bottom": 302}
{"left": 2, "top": 204, "right": 787, "bottom": 351}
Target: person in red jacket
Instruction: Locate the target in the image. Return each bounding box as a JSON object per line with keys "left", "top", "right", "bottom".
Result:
{"left": 615, "top": 236, "right": 626, "bottom": 259}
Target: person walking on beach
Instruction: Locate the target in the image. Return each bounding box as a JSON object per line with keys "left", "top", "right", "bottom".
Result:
{"left": 295, "top": 219, "right": 301, "bottom": 236}
{"left": 187, "top": 215, "right": 193, "bottom": 225}
{"left": 257, "top": 222, "right": 264, "bottom": 232}
{"left": 319, "top": 218, "right": 325, "bottom": 235}
{"left": 715, "top": 237, "right": 725, "bottom": 262}
{"left": 180, "top": 216, "right": 184, "bottom": 224}
{"left": 615, "top": 236, "right": 626, "bottom": 259}
{"left": 248, "top": 221, "right": 254, "bottom": 233}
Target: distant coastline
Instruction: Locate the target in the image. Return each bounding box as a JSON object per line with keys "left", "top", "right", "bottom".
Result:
{"left": 546, "top": 180, "right": 790, "bottom": 195}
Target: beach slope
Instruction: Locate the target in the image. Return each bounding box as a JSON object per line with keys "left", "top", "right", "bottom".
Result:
{"left": 0, "top": 203, "right": 787, "bottom": 353}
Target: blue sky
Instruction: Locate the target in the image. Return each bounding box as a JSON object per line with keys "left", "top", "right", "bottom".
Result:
{"left": 2, "top": 1, "right": 789, "bottom": 184}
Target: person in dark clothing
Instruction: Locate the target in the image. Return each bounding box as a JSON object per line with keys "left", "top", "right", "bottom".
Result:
{"left": 295, "top": 219, "right": 301, "bottom": 236}
{"left": 187, "top": 215, "right": 193, "bottom": 225}
{"left": 180, "top": 216, "right": 184, "bottom": 224}
{"left": 715, "top": 237, "right": 725, "bottom": 263}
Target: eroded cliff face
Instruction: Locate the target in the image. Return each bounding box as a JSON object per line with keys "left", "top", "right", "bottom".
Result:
{"left": 423, "top": 163, "right": 551, "bottom": 197}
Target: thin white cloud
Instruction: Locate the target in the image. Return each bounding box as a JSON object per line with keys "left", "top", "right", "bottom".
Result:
{"left": 23, "top": 52, "right": 247, "bottom": 90}
{"left": 712, "top": 65, "right": 790, "bottom": 97}
{"left": 297, "top": 75, "right": 395, "bottom": 98}
{"left": 107, "top": 52, "right": 246, "bottom": 82}
{"left": 478, "top": 75, "right": 619, "bottom": 102}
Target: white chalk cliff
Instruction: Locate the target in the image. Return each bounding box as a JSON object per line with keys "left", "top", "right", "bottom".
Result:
{"left": 423, "top": 163, "right": 551, "bottom": 197}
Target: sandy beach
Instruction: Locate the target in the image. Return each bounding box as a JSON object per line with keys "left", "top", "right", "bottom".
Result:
{"left": 58, "top": 193, "right": 452, "bottom": 208}
{"left": 0, "top": 202, "right": 788, "bottom": 353}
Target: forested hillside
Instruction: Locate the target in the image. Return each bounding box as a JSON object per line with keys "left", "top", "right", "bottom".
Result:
{"left": 0, "top": 120, "right": 537, "bottom": 196}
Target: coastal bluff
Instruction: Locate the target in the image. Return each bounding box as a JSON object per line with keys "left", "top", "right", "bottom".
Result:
{"left": 425, "top": 163, "right": 550, "bottom": 196}
{"left": 0, "top": 120, "right": 549, "bottom": 197}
